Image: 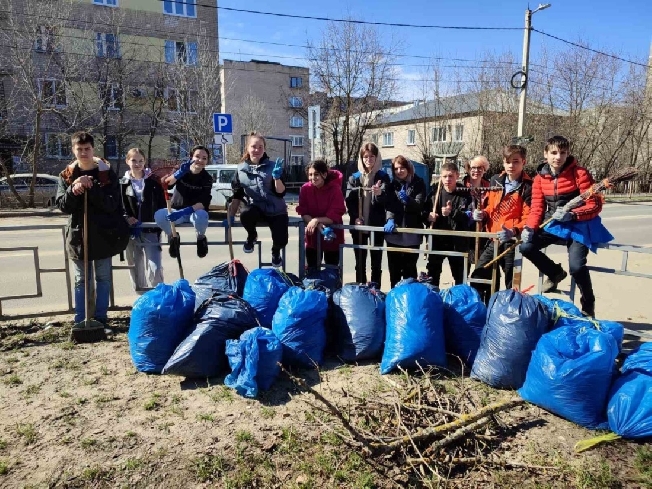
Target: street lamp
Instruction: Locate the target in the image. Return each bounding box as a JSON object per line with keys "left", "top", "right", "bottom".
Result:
{"left": 516, "top": 3, "right": 551, "bottom": 138}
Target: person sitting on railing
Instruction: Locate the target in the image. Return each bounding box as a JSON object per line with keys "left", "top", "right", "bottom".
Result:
{"left": 470, "top": 145, "right": 532, "bottom": 304}
{"left": 422, "top": 162, "right": 473, "bottom": 288}
{"left": 229, "top": 132, "right": 287, "bottom": 268}
{"left": 384, "top": 155, "right": 426, "bottom": 288}
{"left": 296, "top": 160, "right": 346, "bottom": 271}
{"left": 345, "top": 142, "right": 390, "bottom": 286}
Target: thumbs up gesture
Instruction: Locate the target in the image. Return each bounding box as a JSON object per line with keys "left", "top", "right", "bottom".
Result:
{"left": 371, "top": 180, "right": 382, "bottom": 196}
{"left": 441, "top": 200, "right": 452, "bottom": 217}
{"left": 496, "top": 224, "right": 515, "bottom": 244}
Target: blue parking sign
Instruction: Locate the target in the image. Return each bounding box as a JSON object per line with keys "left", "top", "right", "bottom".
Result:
{"left": 212, "top": 113, "right": 233, "bottom": 134}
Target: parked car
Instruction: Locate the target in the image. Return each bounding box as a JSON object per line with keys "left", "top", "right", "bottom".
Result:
{"left": 204, "top": 164, "right": 237, "bottom": 210}
{"left": 0, "top": 173, "right": 59, "bottom": 208}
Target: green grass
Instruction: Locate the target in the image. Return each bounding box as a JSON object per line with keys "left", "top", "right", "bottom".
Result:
{"left": 122, "top": 457, "right": 144, "bottom": 471}
{"left": 235, "top": 430, "right": 253, "bottom": 443}
{"left": 574, "top": 459, "right": 620, "bottom": 489}
{"left": 15, "top": 423, "right": 37, "bottom": 444}
{"left": 143, "top": 393, "right": 163, "bottom": 411}
{"left": 0, "top": 439, "right": 6, "bottom": 450}
{"left": 197, "top": 413, "right": 214, "bottom": 422}
{"left": 23, "top": 384, "right": 40, "bottom": 397}
{"left": 3, "top": 374, "right": 22, "bottom": 386}
{"left": 635, "top": 446, "right": 652, "bottom": 487}
{"left": 0, "top": 459, "right": 8, "bottom": 475}
{"left": 80, "top": 466, "right": 113, "bottom": 482}
{"left": 260, "top": 406, "right": 275, "bottom": 419}
{"left": 192, "top": 454, "right": 228, "bottom": 482}
{"left": 80, "top": 438, "right": 98, "bottom": 450}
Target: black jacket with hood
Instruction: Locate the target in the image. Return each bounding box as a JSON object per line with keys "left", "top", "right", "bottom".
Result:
{"left": 119, "top": 169, "right": 167, "bottom": 233}
{"left": 385, "top": 159, "right": 426, "bottom": 230}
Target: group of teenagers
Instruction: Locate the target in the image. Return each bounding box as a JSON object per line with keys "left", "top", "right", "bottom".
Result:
{"left": 55, "top": 131, "right": 601, "bottom": 327}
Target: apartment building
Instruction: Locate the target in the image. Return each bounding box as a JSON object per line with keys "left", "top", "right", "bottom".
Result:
{"left": 220, "top": 59, "right": 309, "bottom": 175}
{"left": 0, "top": 0, "right": 219, "bottom": 175}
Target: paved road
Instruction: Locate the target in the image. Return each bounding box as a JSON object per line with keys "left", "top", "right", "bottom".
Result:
{"left": 1, "top": 202, "right": 651, "bottom": 327}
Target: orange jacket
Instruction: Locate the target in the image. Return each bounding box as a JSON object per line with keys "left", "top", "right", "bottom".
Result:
{"left": 483, "top": 172, "right": 532, "bottom": 237}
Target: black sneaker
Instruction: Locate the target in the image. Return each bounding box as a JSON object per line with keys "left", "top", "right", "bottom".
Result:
{"left": 197, "top": 235, "right": 208, "bottom": 258}
{"left": 243, "top": 237, "right": 255, "bottom": 254}
{"left": 581, "top": 298, "right": 595, "bottom": 318}
{"left": 169, "top": 235, "right": 181, "bottom": 258}
{"left": 271, "top": 251, "right": 283, "bottom": 268}
{"left": 541, "top": 269, "right": 568, "bottom": 293}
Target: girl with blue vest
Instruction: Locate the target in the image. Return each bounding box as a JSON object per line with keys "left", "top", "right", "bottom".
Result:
{"left": 229, "top": 132, "right": 288, "bottom": 268}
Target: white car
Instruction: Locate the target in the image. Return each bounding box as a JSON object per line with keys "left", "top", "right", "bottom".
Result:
{"left": 0, "top": 173, "right": 59, "bottom": 208}
{"left": 204, "top": 164, "right": 237, "bottom": 210}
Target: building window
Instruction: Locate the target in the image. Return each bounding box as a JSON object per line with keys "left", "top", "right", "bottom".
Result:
{"left": 165, "top": 40, "right": 198, "bottom": 65}
{"left": 407, "top": 129, "right": 416, "bottom": 146}
{"left": 38, "top": 79, "right": 67, "bottom": 107}
{"left": 290, "top": 155, "right": 304, "bottom": 166}
{"left": 96, "top": 33, "right": 120, "bottom": 58}
{"left": 454, "top": 124, "right": 464, "bottom": 142}
{"left": 34, "top": 25, "right": 55, "bottom": 52}
{"left": 290, "top": 116, "right": 304, "bottom": 128}
{"left": 432, "top": 126, "right": 446, "bottom": 142}
{"left": 165, "top": 88, "right": 196, "bottom": 113}
{"left": 290, "top": 136, "right": 303, "bottom": 147}
{"left": 45, "top": 134, "right": 71, "bottom": 159}
{"left": 382, "top": 132, "right": 394, "bottom": 147}
{"left": 371, "top": 133, "right": 379, "bottom": 144}
{"left": 93, "top": 0, "right": 118, "bottom": 5}
{"left": 290, "top": 77, "right": 302, "bottom": 88}
{"left": 289, "top": 96, "right": 303, "bottom": 108}
{"left": 99, "top": 82, "right": 123, "bottom": 110}
{"left": 163, "top": 0, "right": 196, "bottom": 18}
{"left": 169, "top": 136, "right": 192, "bottom": 159}
{"left": 105, "top": 136, "right": 118, "bottom": 159}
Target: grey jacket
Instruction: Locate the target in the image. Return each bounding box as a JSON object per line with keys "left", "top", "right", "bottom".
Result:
{"left": 232, "top": 156, "right": 287, "bottom": 216}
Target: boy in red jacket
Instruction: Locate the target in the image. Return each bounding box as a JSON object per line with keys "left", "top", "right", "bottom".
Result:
{"left": 520, "top": 135, "right": 601, "bottom": 317}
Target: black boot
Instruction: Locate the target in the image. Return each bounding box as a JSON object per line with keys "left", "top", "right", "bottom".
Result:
{"left": 168, "top": 235, "right": 180, "bottom": 258}
{"left": 580, "top": 297, "right": 595, "bottom": 318}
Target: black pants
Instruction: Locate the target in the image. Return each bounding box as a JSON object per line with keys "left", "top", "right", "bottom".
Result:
{"left": 351, "top": 231, "right": 384, "bottom": 284}
{"left": 239, "top": 206, "right": 288, "bottom": 253}
{"left": 306, "top": 248, "right": 339, "bottom": 269}
{"left": 426, "top": 239, "right": 467, "bottom": 288}
{"left": 387, "top": 244, "right": 420, "bottom": 288}
{"left": 471, "top": 240, "right": 515, "bottom": 304}
{"left": 520, "top": 229, "right": 595, "bottom": 305}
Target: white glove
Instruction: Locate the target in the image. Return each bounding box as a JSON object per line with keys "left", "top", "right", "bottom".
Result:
{"left": 472, "top": 209, "right": 485, "bottom": 221}
{"left": 521, "top": 226, "right": 534, "bottom": 243}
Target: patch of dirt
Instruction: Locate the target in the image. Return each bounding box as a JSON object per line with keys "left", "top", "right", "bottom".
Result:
{"left": 0, "top": 314, "right": 649, "bottom": 488}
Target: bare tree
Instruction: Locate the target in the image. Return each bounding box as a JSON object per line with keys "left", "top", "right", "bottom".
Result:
{"left": 225, "top": 91, "right": 274, "bottom": 164}
{"left": 307, "top": 20, "right": 400, "bottom": 166}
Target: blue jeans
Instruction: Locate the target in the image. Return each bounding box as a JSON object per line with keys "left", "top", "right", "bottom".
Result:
{"left": 72, "top": 257, "right": 112, "bottom": 323}
{"left": 125, "top": 232, "right": 163, "bottom": 293}
{"left": 154, "top": 208, "right": 209, "bottom": 238}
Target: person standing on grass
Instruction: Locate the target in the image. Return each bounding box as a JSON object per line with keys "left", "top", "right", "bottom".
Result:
{"left": 119, "top": 148, "right": 167, "bottom": 292}
{"left": 470, "top": 145, "right": 532, "bottom": 303}
{"left": 384, "top": 155, "right": 426, "bottom": 288}
{"left": 345, "top": 142, "right": 390, "bottom": 286}
{"left": 154, "top": 145, "right": 213, "bottom": 258}
{"left": 229, "top": 132, "right": 288, "bottom": 268}
{"left": 296, "top": 159, "right": 346, "bottom": 271}
{"left": 56, "top": 131, "right": 129, "bottom": 327}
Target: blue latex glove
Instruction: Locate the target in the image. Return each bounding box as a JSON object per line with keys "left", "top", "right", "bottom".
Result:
{"left": 173, "top": 159, "right": 192, "bottom": 180}
{"left": 383, "top": 219, "right": 396, "bottom": 233}
{"left": 166, "top": 206, "right": 193, "bottom": 222}
{"left": 521, "top": 226, "right": 534, "bottom": 243}
{"left": 321, "top": 226, "right": 336, "bottom": 242}
{"left": 496, "top": 224, "right": 515, "bottom": 244}
{"left": 222, "top": 215, "right": 235, "bottom": 227}
{"left": 552, "top": 208, "right": 574, "bottom": 222}
{"left": 398, "top": 189, "right": 409, "bottom": 204}
{"left": 130, "top": 220, "right": 142, "bottom": 239}
{"left": 272, "top": 158, "right": 284, "bottom": 180}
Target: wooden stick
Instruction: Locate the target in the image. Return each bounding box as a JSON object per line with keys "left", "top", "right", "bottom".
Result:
{"left": 423, "top": 174, "right": 442, "bottom": 260}
{"left": 162, "top": 181, "right": 184, "bottom": 280}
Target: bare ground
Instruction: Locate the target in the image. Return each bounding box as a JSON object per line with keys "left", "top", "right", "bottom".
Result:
{"left": 0, "top": 313, "right": 650, "bottom": 489}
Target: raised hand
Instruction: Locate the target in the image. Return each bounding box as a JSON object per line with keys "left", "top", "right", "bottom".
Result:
{"left": 173, "top": 158, "right": 193, "bottom": 180}
{"left": 272, "top": 158, "right": 284, "bottom": 180}
{"left": 371, "top": 180, "right": 382, "bottom": 196}
{"left": 441, "top": 200, "right": 452, "bottom": 217}
{"left": 398, "top": 188, "right": 409, "bottom": 204}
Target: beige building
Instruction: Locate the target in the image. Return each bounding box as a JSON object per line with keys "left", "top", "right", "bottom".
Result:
{"left": 220, "top": 59, "right": 309, "bottom": 176}
{"left": 0, "top": 0, "right": 219, "bottom": 175}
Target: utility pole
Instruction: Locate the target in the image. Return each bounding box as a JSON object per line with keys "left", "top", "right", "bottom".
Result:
{"left": 517, "top": 4, "right": 551, "bottom": 138}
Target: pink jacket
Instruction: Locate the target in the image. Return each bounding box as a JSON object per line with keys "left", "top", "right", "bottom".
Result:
{"left": 296, "top": 170, "right": 346, "bottom": 251}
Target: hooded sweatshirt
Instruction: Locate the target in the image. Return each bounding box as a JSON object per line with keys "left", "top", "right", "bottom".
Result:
{"left": 358, "top": 152, "right": 382, "bottom": 225}
{"left": 296, "top": 170, "right": 346, "bottom": 252}
{"left": 119, "top": 168, "right": 166, "bottom": 227}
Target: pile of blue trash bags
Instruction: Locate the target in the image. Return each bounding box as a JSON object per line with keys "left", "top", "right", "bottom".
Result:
{"left": 127, "top": 268, "right": 652, "bottom": 440}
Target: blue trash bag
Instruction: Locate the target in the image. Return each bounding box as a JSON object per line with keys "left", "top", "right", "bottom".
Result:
{"left": 162, "top": 293, "right": 259, "bottom": 378}
{"left": 380, "top": 282, "right": 446, "bottom": 374}
{"left": 243, "top": 269, "right": 297, "bottom": 328}
{"left": 332, "top": 284, "right": 386, "bottom": 362}
{"left": 607, "top": 343, "right": 652, "bottom": 439}
{"left": 224, "top": 327, "right": 283, "bottom": 398}
{"left": 532, "top": 294, "right": 582, "bottom": 329}
{"left": 554, "top": 315, "right": 624, "bottom": 352}
{"left": 304, "top": 267, "right": 342, "bottom": 294}
{"left": 518, "top": 323, "right": 619, "bottom": 428}
{"left": 471, "top": 289, "right": 549, "bottom": 389}
{"left": 192, "top": 260, "right": 248, "bottom": 310}
{"left": 272, "top": 286, "right": 328, "bottom": 368}
{"left": 128, "top": 279, "right": 195, "bottom": 374}
{"left": 440, "top": 285, "right": 487, "bottom": 367}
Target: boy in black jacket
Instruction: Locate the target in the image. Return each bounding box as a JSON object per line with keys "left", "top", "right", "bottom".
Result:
{"left": 423, "top": 162, "right": 473, "bottom": 287}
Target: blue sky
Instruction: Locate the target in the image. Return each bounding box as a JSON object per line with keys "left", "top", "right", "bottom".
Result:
{"left": 217, "top": 0, "right": 651, "bottom": 100}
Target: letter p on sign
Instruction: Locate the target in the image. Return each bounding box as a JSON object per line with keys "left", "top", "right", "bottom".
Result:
{"left": 212, "top": 113, "right": 233, "bottom": 134}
